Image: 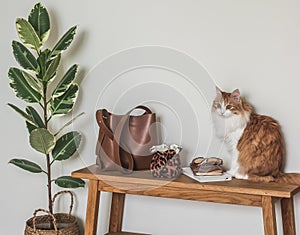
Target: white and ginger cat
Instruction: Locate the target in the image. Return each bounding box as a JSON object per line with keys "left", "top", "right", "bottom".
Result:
{"left": 212, "top": 87, "right": 300, "bottom": 183}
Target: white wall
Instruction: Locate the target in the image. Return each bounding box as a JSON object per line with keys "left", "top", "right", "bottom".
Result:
{"left": 1, "top": 0, "right": 300, "bottom": 234}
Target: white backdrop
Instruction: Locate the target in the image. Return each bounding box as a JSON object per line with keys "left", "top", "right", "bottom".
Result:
{"left": 1, "top": 1, "right": 300, "bottom": 234}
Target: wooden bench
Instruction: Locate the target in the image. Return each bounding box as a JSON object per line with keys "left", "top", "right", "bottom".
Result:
{"left": 72, "top": 165, "right": 300, "bottom": 235}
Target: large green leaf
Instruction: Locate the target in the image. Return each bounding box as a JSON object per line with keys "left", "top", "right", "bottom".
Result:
{"left": 52, "top": 131, "right": 81, "bottom": 161}
{"left": 42, "top": 53, "right": 61, "bottom": 83}
{"left": 29, "top": 128, "right": 56, "bottom": 154}
{"left": 21, "top": 71, "right": 41, "bottom": 93}
{"left": 55, "top": 176, "right": 85, "bottom": 188}
{"left": 8, "top": 67, "right": 42, "bottom": 103}
{"left": 52, "top": 64, "right": 78, "bottom": 98}
{"left": 12, "top": 40, "right": 39, "bottom": 73}
{"left": 7, "top": 103, "right": 39, "bottom": 127}
{"left": 37, "top": 49, "right": 51, "bottom": 81}
{"left": 9, "top": 158, "right": 43, "bottom": 173}
{"left": 25, "top": 106, "right": 45, "bottom": 133}
{"left": 16, "top": 18, "right": 41, "bottom": 52}
{"left": 28, "top": 2, "right": 50, "bottom": 43}
{"left": 50, "top": 84, "right": 79, "bottom": 116}
{"left": 49, "top": 25, "right": 77, "bottom": 59}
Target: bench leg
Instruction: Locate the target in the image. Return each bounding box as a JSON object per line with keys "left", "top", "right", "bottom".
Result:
{"left": 281, "top": 198, "right": 296, "bottom": 235}
{"left": 262, "top": 196, "right": 277, "bottom": 235}
{"left": 85, "top": 180, "right": 101, "bottom": 235}
{"left": 109, "top": 192, "right": 126, "bottom": 232}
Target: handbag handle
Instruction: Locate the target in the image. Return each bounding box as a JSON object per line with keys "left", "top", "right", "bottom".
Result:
{"left": 96, "top": 105, "right": 153, "bottom": 172}
{"left": 128, "top": 105, "right": 152, "bottom": 115}
{"left": 96, "top": 105, "right": 152, "bottom": 138}
{"left": 96, "top": 105, "right": 153, "bottom": 142}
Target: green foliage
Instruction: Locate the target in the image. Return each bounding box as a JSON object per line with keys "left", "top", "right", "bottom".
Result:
{"left": 9, "top": 159, "right": 44, "bottom": 173}
{"left": 16, "top": 18, "right": 42, "bottom": 52}
{"left": 8, "top": 67, "right": 42, "bottom": 103}
{"left": 28, "top": 2, "right": 50, "bottom": 43}
{"left": 8, "top": 2, "right": 85, "bottom": 212}
{"left": 50, "top": 84, "right": 79, "bottom": 115}
{"left": 25, "top": 106, "right": 45, "bottom": 133}
{"left": 30, "top": 128, "right": 56, "bottom": 154}
{"left": 12, "top": 40, "right": 39, "bottom": 73}
{"left": 49, "top": 26, "right": 77, "bottom": 59}
{"left": 7, "top": 103, "right": 39, "bottom": 127}
{"left": 52, "top": 131, "right": 81, "bottom": 161}
{"left": 55, "top": 176, "right": 85, "bottom": 188}
{"left": 52, "top": 64, "right": 78, "bottom": 98}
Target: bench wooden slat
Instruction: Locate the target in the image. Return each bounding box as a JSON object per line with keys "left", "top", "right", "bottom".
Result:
{"left": 97, "top": 180, "right": 263, "bottom": 206}
{"left": 72, "top": 164, "right": 300, "bottom": 198}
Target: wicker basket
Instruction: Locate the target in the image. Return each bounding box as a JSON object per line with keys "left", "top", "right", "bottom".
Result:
{"left": 24, "top": 191, "right": 80, "bottom": 235}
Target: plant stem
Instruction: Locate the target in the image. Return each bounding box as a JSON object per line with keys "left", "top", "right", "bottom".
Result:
{"left": 43, "top": 82, "right": 53, "bottom": 215}
{"left": 46, "top": 153, "right": 53, "bottom": 214}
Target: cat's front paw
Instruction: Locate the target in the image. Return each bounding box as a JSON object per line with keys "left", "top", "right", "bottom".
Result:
{"left": 226, "top": 170, "right": 235, "bottom": 177}
{"left": 226, "top": 170, "right": 248, "bottom": 180}
{"left": 235, "top": 173, "right": 249, "bottom": 180}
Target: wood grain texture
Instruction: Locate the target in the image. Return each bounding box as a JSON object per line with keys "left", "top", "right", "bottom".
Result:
{"left": 71, "top": 165, "right": 300, "bottom": 235}
{"left": 281, "top": 198, "right": 296, "bottom": 235}
{"left": 72, "top": 165, "right": 300, "bottom": 198}
{"left": 84, "top": 179, "right": 101, "bottom": 235}
{"left": 97, "top": 180, "right": 262, "bottom": 207}
{"left": 262, "top": 196, "right": 277, "bottom": 235}
{"left": 109, "top": 193, "right": 125, "bottom": 232}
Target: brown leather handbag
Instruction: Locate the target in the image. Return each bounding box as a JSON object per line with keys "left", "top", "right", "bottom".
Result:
{"left": 95, "top": 105, "right": 159, "bottom": 172}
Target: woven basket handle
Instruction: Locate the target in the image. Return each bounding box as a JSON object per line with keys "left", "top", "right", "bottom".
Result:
{"left": 52, "top": 190, "right": 74, "bottom": 216}
{"left": 33, "top": 208, "right": 58, "bottom": 234}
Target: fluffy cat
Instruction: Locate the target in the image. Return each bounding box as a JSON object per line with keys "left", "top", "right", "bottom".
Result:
{"left": 212, "top": 87, "right": 300, "bottom": 184}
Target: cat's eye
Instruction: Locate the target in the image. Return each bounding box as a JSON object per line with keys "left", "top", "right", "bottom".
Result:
{"left": 226, "top": 105, "right": 233, "bottom": 110}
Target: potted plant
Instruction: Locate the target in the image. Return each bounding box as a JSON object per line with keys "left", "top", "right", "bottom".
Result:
{"left": 7, "top": 2, "right": 85, "bottom": 233}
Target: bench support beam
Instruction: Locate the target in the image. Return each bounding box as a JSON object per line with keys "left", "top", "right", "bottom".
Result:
{"left": 281, "top": 198, "right": 296, "bottom": 235}
{"left": 262, "top": 196, "right": 277, "bottom": 235}
{"left": 109, "top": 193, "right": 125, "bottom": 233}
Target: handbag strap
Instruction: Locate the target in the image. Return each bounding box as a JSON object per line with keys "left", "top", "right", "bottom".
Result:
{"left": 96, "top": 109, "right": 124, "bottom": 170}
{"left": 97, "top": 105, "right": 152, "bottom": 172}
{"left": 96, "top": 109, "right": 114, "bottom": 140}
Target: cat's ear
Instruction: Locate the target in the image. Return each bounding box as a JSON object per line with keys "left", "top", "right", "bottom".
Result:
{"left": 231, "top": 89, "right": 241, "bottom": 102}
{"left": 216, "top": 86, "right": 222, "bottom": 98}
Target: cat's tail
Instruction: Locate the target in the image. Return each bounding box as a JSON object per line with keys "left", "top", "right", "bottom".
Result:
{"left": 275, "top": 173, "right": 300, "bottom": 185}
